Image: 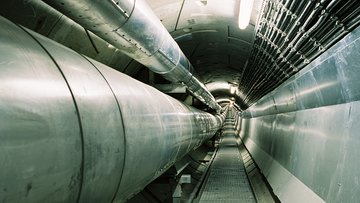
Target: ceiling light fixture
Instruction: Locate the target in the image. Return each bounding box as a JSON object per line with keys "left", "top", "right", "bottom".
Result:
{"left": 238, "top": 0, "right": 254, "bottom": 29}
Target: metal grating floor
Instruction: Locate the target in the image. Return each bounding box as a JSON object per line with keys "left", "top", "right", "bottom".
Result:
{"left": 199, "top": 120, "right": 256, "bottom": 203}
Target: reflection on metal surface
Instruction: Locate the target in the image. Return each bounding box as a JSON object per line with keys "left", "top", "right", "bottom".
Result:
{"left": 242, "top": 24, "right": 360, "bottom": 118}
{"left": 240, "top": 0, "right": 360, "bottom": 107}
{"left": 240, "top": 24, "right": 360, "bottom": 202}
{"left": 0, "top": 17, "right": 227, "bottom": 203}
{"left": 42, "top": 0, "right": 221, "bottom": 112}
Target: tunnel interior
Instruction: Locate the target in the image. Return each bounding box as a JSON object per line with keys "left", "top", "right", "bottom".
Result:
{"left": 1, "top": 0, "right": 360, "bottom": 202}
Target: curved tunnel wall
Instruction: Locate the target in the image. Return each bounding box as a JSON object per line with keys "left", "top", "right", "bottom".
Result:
{"left": 0, "top": 17, "right": 226, "bottom": 203}
{"left": 240, "top": 24, "right": 360, "bottom": 202}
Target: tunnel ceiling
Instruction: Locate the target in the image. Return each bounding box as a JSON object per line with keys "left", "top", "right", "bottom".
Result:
{"left": 147, "top": 0, "right": 262, "bottom": 109}
{"left": 147, "top": 0, "right": 360, "bottom": 110}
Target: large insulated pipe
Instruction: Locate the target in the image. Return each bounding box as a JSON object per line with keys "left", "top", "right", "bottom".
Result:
{"left": 0, "top": 17, "right": 227, "bottom": 203}
{"left": 41, "top": 0, "right": 222, "bottom": 112}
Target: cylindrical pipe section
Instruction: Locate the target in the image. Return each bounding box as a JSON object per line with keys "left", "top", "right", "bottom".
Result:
{"left": 0, "top": 17, "right": 226, "bottom": 203}
{"left": 41, "top": 0, "right": 221, "bottom": 112}
{"left": 234, "top": 111, "right": 242, "bottom": 135}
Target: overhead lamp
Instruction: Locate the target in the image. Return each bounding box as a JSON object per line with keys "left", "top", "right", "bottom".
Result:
{"left": 230, "top": 85, "right": 238, "bottom": 95}
{"left": 238, "top": 0, "right": 254, "bottom": 29}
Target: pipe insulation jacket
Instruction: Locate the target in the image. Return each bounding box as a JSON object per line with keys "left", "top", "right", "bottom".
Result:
{"left": 41, "top": 0, "right": 222, "bottom": 112}
{"left": 0, "top": 16, "right": 226, "bottom": 203}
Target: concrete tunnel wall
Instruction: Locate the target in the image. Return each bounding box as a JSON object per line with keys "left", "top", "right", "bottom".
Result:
{"left": 240, "top": 22, "right": 360, "bottom": 202}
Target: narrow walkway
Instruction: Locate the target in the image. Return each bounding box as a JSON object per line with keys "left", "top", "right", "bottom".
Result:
{"left": 198, "top": 118, "right": 256, "bottom": 203}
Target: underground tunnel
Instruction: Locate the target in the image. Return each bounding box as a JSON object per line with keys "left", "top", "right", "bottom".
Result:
{"left": 0, "top": 0, "right": 360, "bottom": 202}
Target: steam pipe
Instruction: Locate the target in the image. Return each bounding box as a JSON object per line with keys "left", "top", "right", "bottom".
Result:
{"left": 0, "top": 16, "right": 227, "bottom": 203}
{"left": 41, "top": 0, "right": 221, "bottom": 112}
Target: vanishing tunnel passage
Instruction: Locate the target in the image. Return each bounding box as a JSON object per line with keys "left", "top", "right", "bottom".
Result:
{"left": 1, "top": 0, "right": 360, "bottom": 202}
{"left": 197, "top": 116, "right": 256, "bottom": 202}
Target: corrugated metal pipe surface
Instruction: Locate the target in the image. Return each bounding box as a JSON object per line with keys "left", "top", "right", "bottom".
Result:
{"left": 0, "top": 16, "right": 226, "bottom": 203}
{"left": 41, "top": 0, "right": 221, "bottom": 112}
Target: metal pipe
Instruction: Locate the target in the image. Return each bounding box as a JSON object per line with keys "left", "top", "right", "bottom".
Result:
{"left": 0, "top": 16, "right": 227, "bottom": 203}
{"left": 41, "top": 0, "right": 221, "bottom": 112}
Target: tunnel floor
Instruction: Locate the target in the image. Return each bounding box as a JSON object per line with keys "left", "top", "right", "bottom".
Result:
{"left": 127, "top": 116, "right": 277, "bottom": 203}
{"left": 197, "top": 118, "right": 256, "bottom": 202}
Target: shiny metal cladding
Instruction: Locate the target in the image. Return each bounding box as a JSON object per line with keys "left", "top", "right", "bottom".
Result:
{"left": 0, "top": 17, "right": 226, "bottom": 203}
{"left": 240, "top": 24, "right": 360, "bottom": 203}
{"left": 41, "top": 0, "right": 221, "bottom": 112}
